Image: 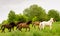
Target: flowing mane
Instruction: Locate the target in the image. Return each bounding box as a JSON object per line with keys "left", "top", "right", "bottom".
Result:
{"left": 26, "top": 21, "right": 32, "bottom": 25}
{"left": 17, "top": 21, "right": 24, "bottom": 25}
{"left": 9, "top": 22, "right": 16, "bottom": 26}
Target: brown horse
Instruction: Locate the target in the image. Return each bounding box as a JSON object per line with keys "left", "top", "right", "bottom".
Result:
{"left": 1, "top": 24, "right": 12, "bottom": 32}
{"left": 1, "top": 22, "right": 16, "bottom": 32}
{"left": 32, "top": 21, "right": 40, "bottom": 29}
{"left": 16, "top": 21, "right": 32, "bottom": 31}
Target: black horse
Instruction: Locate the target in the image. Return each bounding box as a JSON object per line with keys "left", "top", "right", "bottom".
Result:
{"left": 1, "top": 22, "right": 16, "bottom": 32}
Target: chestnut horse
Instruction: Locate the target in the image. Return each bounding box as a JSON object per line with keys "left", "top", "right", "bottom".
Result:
{"left": 32, "top": 21, "right": 40, "bottom": 29}
{"left": 16, "top": 21, "right": 32, "bottom": 31}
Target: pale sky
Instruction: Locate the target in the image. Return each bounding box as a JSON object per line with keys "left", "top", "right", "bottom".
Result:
{"left": 0, "top": 0, "right": 60, "bottom": 23}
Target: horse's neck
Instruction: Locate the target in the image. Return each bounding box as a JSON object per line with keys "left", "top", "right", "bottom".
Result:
{"left": 26, "top": 21, "right": 32, "bottom": 25}
{"left": 26, "top": 22, "right": 31, "bottom": 25}
{"left": 48, "top": 19, "right": 53, "bottom": 23}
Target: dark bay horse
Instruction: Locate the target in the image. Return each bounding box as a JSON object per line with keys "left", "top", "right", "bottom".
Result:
{"left": 16, "top": 21, "right": 32, "bottom": 31}
{"left": 1, "top": 22, "right": 16, "bottom": 32}
{"left": 1, "top": 24, "right": 12, "bottom": 32}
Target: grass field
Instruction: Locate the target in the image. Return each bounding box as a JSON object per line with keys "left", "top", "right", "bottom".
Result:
{"left": 0, "top": 21, "right": 60, "bottom": 36}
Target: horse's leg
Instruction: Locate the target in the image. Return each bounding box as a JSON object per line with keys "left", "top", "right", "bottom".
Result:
{"left": 1, "top": 28, "right": 5, "bottom": 33}
{"left": 32, "top": 24, "right": 33, "bottom": 27}
{"left": 50, "top": 25, "right": 52, "bottom": 30}
{"left": 1, "top": 26, "right": 5, "bottom": 33}
{"left": 19, "top": 27, "right": 22, "bottom": 32}
{"left": 40, "top": 25, "right": 42, "bottom": 30}
{"left": 16, "top": 27, "right": 17, "bottom": 30}
{"left": 34, "top": 25, "right": 36, "bottom": 29}
{"left": 9, "top": 28, "right": 11, "bottom": 32}
{"left": 8, "top": 28, "right": 10, "bottom": 31}
{"left": 16, "top": 25, "right": 19, "bottom": 30}
{"left": 32, "top": 24, "right": 34, "bottom": 27}
{"left": 38, "top": 25, "right": 40, "bottom": 30}
{"left": 25, "top": 28, "right": 27, "bottom": 32}
{"left": 43, "top": 25, "right": 45, "bottom": 30}
{"left": 39, "top": 23, "right": 43, "bottom": 30}
{"left": 34, "top": 25, "right": 35, "bottom": 29}
{"left": 20, "top": 28, "right": 22, "bottom": 32}
{"left": 16, "top": 26, "right": 22, "bottom": 32}
{"left": 16, "top": 26, "right": 18, "bottom": 30}
{"left": 28, "top": 27, "right": 30, "bottom": 31}
{"left": 12, "top": 27, "right": 14, "bottom": 31}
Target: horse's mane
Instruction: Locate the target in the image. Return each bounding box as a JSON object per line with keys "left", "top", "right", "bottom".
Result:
{"left": 16, "top": 21, "right": 24, "bottom": 25}
{"left": 26, "top": 21, "right": 32, "bottom": 25}
{"left": 17, "top": 21, "right": 24, "bottom": 25}
{"left": 9, "top": 22, "right": 16, "bottom": 26}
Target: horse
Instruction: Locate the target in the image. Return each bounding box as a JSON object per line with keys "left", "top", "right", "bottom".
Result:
{"left": 39, "top": 18, "right": 55, "bottom": 30}
{"left": 1, "top": 24, "right": 12, "bottom": 32}
{"left": 15, "top": 21, "right": 25, "bottom": 30}
{"left": 9, "top": 22, "right": 16, "bottom": 31}
{"left": 1, "top": 22, "right": 16, "bottom": 32}
{"left": 32, "top": 21, "right": 40, "bottom": 29}
{"left": 16, "top": 21, "right": 32, "bottom": 31}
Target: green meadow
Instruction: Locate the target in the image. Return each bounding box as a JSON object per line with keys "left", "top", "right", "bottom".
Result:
{"left": 0, "top": 21, "right": 60, "bottom": 36}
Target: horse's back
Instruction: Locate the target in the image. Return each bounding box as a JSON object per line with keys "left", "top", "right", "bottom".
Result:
{"left": 1, "top": 24, "right": 12, "bottom": 29}
{"left": 17, "top": 23, "right": 29, "bottom": 28}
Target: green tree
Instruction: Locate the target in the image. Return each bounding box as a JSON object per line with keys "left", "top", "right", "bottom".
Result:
{"left": 8, "top": 10, "right": 16, "bottom": 23}
{"left": 2, "top": 20, "right": 9, "bottom": 24}
{"left": 48, "top": 9, "right": 60, "bottom": 21}
{"left": 32, "top": 16, "right": 38, "bottom": 22}
{"left": 23, "top": 4, "right": 47, "bottom": 21}
{"left": 15, "top": 14, "right": 28, "bottom": 22}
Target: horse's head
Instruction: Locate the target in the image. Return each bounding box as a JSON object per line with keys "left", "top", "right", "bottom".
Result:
{"left": 26, "top": 21, "right": 32, "bottom": 25}
{"left": 50, "top": 18, "right": 56, "bottom": 22}
{"left": 53, "top": 18, "right": 56, "bottom": 22}
{"left": 9, "top": 22, "right": 16, "bottom": 26}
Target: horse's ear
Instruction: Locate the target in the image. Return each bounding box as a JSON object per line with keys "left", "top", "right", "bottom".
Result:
{"left": 53, "top": 18, "right": 56, "bottom": 22}
{"left": 40, "top": 20, "right": 43, "bottom": 22}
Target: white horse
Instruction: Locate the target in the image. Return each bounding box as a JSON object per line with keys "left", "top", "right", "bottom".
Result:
{"left": 39, "top": 18, "right": 55, "bottom": 30}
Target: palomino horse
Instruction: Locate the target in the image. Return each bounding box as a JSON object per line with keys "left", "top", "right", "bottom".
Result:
{"left": 32, "top": 21, "right": 40, "bottom": 29}
{"left": 1, "top": 22, "right": 16, "bottom": 32}
{"left": 39, "top": 18, "right": 55, "bottom": 30}
{"left": 16, "top": 21, "right": 32, "bottom": 31}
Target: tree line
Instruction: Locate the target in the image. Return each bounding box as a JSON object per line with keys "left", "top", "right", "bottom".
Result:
{"left": 2, "top": 4, "right": 60, "bottom": 24}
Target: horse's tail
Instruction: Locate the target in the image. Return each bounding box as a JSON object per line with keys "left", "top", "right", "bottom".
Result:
{"left": 0, "top": 25, "right": 4, "bottom": 30}
{"left": 16, "top": 25, "right": 19, "bottom": 30}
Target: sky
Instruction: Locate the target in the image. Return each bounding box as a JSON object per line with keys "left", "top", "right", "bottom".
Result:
{"left": 0, "top": 0, "right": 60, "bottom": 23}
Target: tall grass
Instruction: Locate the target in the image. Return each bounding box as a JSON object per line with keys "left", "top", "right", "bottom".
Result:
{"left": 0, "top": 22, "right": 60, "bottom": 36}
